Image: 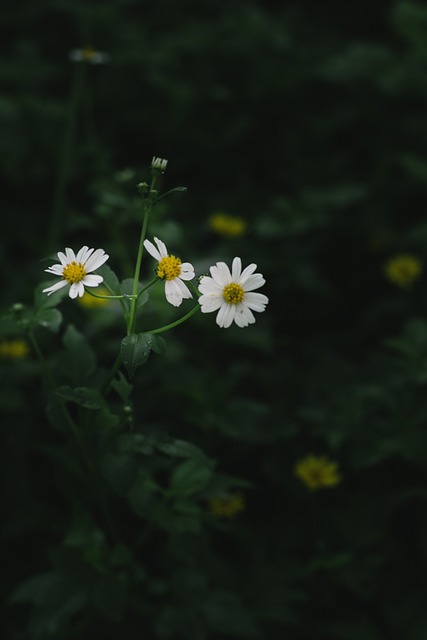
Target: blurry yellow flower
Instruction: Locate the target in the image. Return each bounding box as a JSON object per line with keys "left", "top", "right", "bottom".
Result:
{"left": 294, "top": 455, "right": 341, "bottom": 491}
{"left": 384, "top": 254, "right": 422, "bottom": 289}
{"left": 77, "top": 287, "right": 112, "bottom": 309}
{"left": 208, "top": 492, "right": 245, "bottom": 518}
{"left": 0, "top": 339, "right": 30, "bottom": 359}
{"left": 209, "top": 212, "right": 247, "bottom": 238}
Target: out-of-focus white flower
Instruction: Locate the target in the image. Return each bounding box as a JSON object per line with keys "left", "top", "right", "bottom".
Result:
{"left": 143, "top": 237, "right": 194, "bottom": 307}
{"left": 198, "top": 257, "right": 268, "bottom": 328}
{"left": 43, "top": 246, "right": 109, "bottom": 299}
{"left": 69, "top": 47, "right": 110, "bottom": 64}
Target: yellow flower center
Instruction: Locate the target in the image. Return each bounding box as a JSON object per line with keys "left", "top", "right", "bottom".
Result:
{"left": 82, "top": 46, "right": 97, "bottom": 61}
{"left": 223, "top": 282, "right": 245, "bottom": 304}
{"left": 156, "top": 255, "right": 182, "bottom": 281}
{"left": 62, "top": 262, "right": 87, "bottom": 284}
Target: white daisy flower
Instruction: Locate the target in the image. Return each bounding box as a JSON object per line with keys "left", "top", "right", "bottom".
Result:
{"left": 42, "top": 246, "right": 109, "bottom": 299}
{"left": 198, "top": 257, "right": 268, "bottom": 328}
{"left": 143, "top": 237, "right": 195, "bottom": 307}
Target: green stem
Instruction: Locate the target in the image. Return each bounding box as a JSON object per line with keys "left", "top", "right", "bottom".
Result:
{"left": 84, "top": 289, "right": 127, "bottom": 300}
{"left": 187, "top": 280, "right": 202, "bottom": 297}
{"left": 137, "top": 276, "right": 158, "bottom": 298}
{"left": 144, "top": 303, "right": 201, "bottom": 335}
{"left": 127, "top": 177, "right": 157, "bottom": 335}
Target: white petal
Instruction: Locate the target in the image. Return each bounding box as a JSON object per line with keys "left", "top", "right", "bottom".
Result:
{"left": 198, "top": 276, "right": 222, "bottom": 295}
{"left": 65, "top": 247, "right": 76, "bottom": 262}
{"left": 176, "top": 278, "right": 192, "bottom": 299}
{"left": 243, "top": 274, "right": 266, "bottom": 292}
{"left": 239, "top": 263, "right": 258, "bottom": 285}
{"left": 199, "top": 295, "right": 223, "bottom": 313}
{"left": 57, "top": 251, "right": 68, "bottom": 265}
{"left": 179, "top": 263, "right": 195, "bottom": 280}
{"left": 210, "top": 262, "right": 232, "bottom": 287}
{"left": 143, "top": 239, "right": 162, "bottom": 261}
{"left": 77, "top": 246, "right": 93, "bottom": 264}
{"left": 42, "top": 280, "right": 68, "bottom": 295}
{"left": 216, "top": 303, "right": 235, "bottom": 328}
{"left": 154, "top": 237, "right": 168, "bottom": 258}
{"left": 231, "top": 257, "right": 242, "bottom": 281}
{"left": 69, "top": 282, "right": 85, "bottom": 298}
{"left": 84, "top": 249, "right": 109, "bottom": 272}
{"left": 165, "top": 278, "right": 187, "bottom": 307}
{"left": 235, "top": 305, "right": 256, "bottom": 327}
{"left": 82, "top": 274, "right": 103, "bottom": 287}
{"left": 244, "top": 292, "right": 269, "bottom": 311}
{"left": 45, "top": 264, "right": 64, "bottom": 275}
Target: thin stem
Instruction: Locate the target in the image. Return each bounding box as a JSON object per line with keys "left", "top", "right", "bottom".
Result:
{"left": 137, "top": 276, "right": 158, "bottom": 298}
{"left": 84, "top": 289, "right": 127, "bottom": 300}
{"left": 144, "top": 303, "right": 201, "bottom": 335}
{"left": 187, "top": 280, "right": 202, "bottom": 297}
{"left": 127, "top": 177, "right": 157, "bottom": 335}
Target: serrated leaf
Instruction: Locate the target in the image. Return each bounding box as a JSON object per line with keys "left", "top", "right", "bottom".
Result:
{"left": 121, "top": 333, "right": 165, "bottom": 379}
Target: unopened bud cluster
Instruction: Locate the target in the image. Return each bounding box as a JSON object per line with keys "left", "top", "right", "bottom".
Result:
{"left": 151, "top": 157, "right": 168, "bottom": 173}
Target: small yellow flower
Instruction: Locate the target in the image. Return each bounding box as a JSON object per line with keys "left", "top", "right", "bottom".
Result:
{"left": 77, "top": 287, "right": 111, "bottom": 309}
{"left": 384, "top": 254, "right": 422, "bottom": 289}
{"left": 294, "top": 455, "right": 341, "bottom": 491}
{"left": 208, "top": 492, "right": 245, "bottom": 518}
{"left": 0, "top": 339, "right": 30, "bottom": 359}
{"left": 209, "top": 212, "right": 247, "bottom": 238}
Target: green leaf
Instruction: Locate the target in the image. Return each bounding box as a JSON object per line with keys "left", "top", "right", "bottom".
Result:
{"left": 157, "top": 437, "right": 208, "bottom": 462}
{"left": 170, "top": 458, "right": 213, "bottom": 497}
{"left": 101, "top": 451, "right": 138, "bottom": 495}
{"left": 34, "top": 281, "right": 69, "bottom": 310}
{"left": 56, "top": 386, "right": 104, "bottom": 409}
{"left": 34, "top": 307, "right": 62, "bottom": 333}
{"left": 121, "top": 333, "right": 165, "bottom": 379}
{"left": 93, "top": 405, "right": 120, "bottom": 432}
{"left": 110, "top": 371, "right": 133, "bottom": 402}
{"left": 60, "top": 324, "right": 97, "bottom": 385}
{"left": 96, "top": 264, "right": 121, "bottom": 296}
{"left": 10, "top": 572, "right": 62, "bottom": 605}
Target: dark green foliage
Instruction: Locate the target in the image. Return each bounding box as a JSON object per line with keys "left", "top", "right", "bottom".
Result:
{"left": 2, "top": 1, "right": 427, "bottom": 638}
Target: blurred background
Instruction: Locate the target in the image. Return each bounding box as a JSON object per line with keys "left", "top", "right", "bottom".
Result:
{"left": 2, "top": 0, "right": 427, "bottom": 638}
